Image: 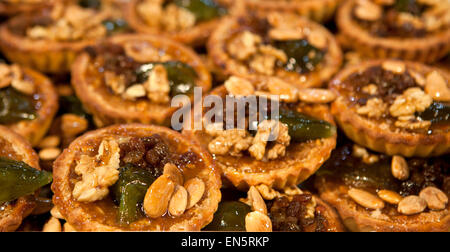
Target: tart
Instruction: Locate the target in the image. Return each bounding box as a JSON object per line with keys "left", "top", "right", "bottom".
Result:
{"left": 208, "top": 11, "right": 343, "bottom": 89}
{"left": 0, "top": 0, "right": 128, "bottom": 73}
{"left": 0, "top": 126, "right": 52, "bottom": 232}
{"left": 125, "top": 0, "right": 244, "bottom": 46}
{"left": 330, "top": 59, "right": 450, "bottom": 157}
{"left": 205, "top": 186, "right": 344, "bottom": 232}
{"left": 183, "top": 76, "right": 337, "bottom": 190}
{"left": 243, "top": 0, "right": 343, "bottom": 23}
{"left": 52, "top": 124, "right": 222, "bottom": 231}
{"left": 0, "top": 63, "right": 58, "bottom": 146}
{"left": 71, "top": 34, "right": 212, "bottom": 127}
{"left": 0, "top": 0, "right": 55, "bottom": 17}
{"left": 316, "top": 143, "right": 449, "bottom": 232}
{"left": 337, "top": 0, "right": 450, "bottom": 63}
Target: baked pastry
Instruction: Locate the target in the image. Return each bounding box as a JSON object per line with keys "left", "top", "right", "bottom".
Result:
{"left": 125, "top": 0, "right": 243, "bottom": 46}
{"left": 208, "top": 11, "right": 342, "bottom": 89}
{"left": 0, "top": 0, "right": 128, "bottom": 73}
{"left": 0, "top": 63, "right": 58, "bottom": 146}
{"left": 52, "top": 124, "right": 222, "bottom": 231}
{"left": 205, "top": 185, "right": 344, "bottom": 232}
{"left": 243, "top": 0, "right": 343, "bottom": 23}
{"left": 337, "top": 0, "right": 450, "bottom": 63}
{"left": 330, "top": 59, "right": 450, "bottom": 157}
{"left": 71, "top": 34, "right": 212, "bottom": 127}
{"left": 183, "top": 76, "right": 337, "bottom": 190}
{"left": 316, "top": 143, "right": 449, "bottom": 232}
{"left": 0, "top": 0, "right": 55, "bottom": 17}
{"left": 0, "top": 126, "right": 52, "bottom": 232}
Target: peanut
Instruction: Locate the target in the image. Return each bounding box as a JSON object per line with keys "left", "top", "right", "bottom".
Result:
{"left": 419, "top": 187, "right": 448, "bottom": 211}
{"left": 248, "top": 186, "right": 268, "bottom": 215}
{"left": 398, "top": 196, "right": 427, "bottom": 215}
{"left": 185, "top": 178, "right": 205, "bottom": 209}
{"left": 377, "top": 190, "right": 403, "bottom": 205}
{"left": 168, "top": 185, "right": 188, "bottom": 217}
{"left": 425, "top": 71, "right": 450, "bottom": 102}
{"left": 143, "top": 174, "right": 176, "bottom": 218}
{"left": 245, "top": 211, "right": 272, "bottom": 232}
{"left": 43, "top": 217, "right": 62, "bottom": 232}
{"left": 298, "top": 88, "right": 337, "bottom": 103}
{"left": 348, "top": 188, "right": 385, "bottom": 210}
{"left": 391, "top": 155, "right": 410, "bottom": 181}
{"left": 163, "top": 163, "right": 184, "bottom": 185}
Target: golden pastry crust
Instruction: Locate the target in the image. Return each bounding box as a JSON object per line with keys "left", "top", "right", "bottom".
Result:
{"left": 329, "top": 60, "right": 450, "bottom": 157}
{"left": 0, "top": 126, "right": 41, "bottom": 232}
{"left": 307, "top": 196, "right": 345, "bottom": 232}
{"left": 7, "top": 67, "right": 59, "bottom": 146}
{"left": 337, "top": 0, "right": 450, "bottom": 63}
{"left": 125, "top": 0, "right": 243, "bottom": 46}
{"left": 316, "top": 176, "right": 450, "bottom": 232}
{"left": 183, "top": 85, "right": 337, "bottom": 190}
{"left": 71, "top": 34, "right": 212, "bottom": 127}
{"left": 243, "top": 0, "right": 343, "bottom": 23}
{"left": 208, "top": 12, "right": 342, "bottom": 89}
{"left": 52, "top": 124, "right": 222, "bottom": 231}
{"left": 0, "top": 0, "right": 54, "bottom": 17}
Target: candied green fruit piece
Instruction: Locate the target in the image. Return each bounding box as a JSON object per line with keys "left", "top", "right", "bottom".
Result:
{"left": 273, "top": 39, "right": 325, "bottom": 74}
{"left": 0, "top": 87, "right": 37, "bottom": 124}
{"left": 174, "top": 0, "right": 227, "bottom": 22}
{"left": 418, "top": 102, "right": 450, "bottom": 125}
{"left": 0, "top": 157, "right": 52, "bottom": 204}
{"left": 204, "top": 201, "right": 251, "bottom": 231}
{"left": 102, "top": 19, "right": 129, "bottom": 35}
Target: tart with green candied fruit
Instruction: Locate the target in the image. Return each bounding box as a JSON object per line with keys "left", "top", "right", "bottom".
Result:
{"left": 0, "top": 62, "right": 58, "bottom": 146}
{"left": 0, "top": 0, "right": 129, "bottom": 73}
{"left": 205, "top": 186, "right": 344, "bottom": 232}
{"left": 0, "top": 125, "right": 52, "bottom": 232}
{"left": 125, "top": 0, "right": 244, "bottom": 46}
{"left": 71, "top": 34, "right": 212, "bottom": 127}
{"left": 315, "top": 143, "right": 449, "bottom": 232}
{"left": 242, "top": 0, "right": 344, "bottom": 23}
{"left": 183, "top": 76, "right": 337, "bottom": 190}
{"left": 329, "top": 59, "right": 450, "bottom": 157}
{"left": 208, "top": 11, "right": 343, "bottom": 89}
{"left": 337, "top": 0, "right": 450, "bottom": 63}
{"left": 52, "top": 124, "right": 222, "bottom": 231}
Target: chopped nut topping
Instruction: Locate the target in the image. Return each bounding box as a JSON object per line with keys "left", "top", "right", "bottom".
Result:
{"left": 224, "top": 76, "right": 255, "bottom": 96}
{"left": 298, "top": 88, "right": 337, "bottom": 104}
{"left": 246, "top": 186, "right": 268, "bottom": 215}
{"left": 398, "top": 196, "right": 427, "bottom": 215}
{"left": 123, "top": 84, "right": 147, "bottom": 101}
{"left": 104, "top": 71, "right": 126, "bottom": 95}
{"left": 266, "top": 78, "right": 298, "bottom": 103}
{"left": 391, "top": 155, "right": 410, "bottom": 181}
{"left": 249, "top": 54, "right": 277, "bottom": 75}
{"left": 249, "top": 120, "right": 291, "bottom": 161}
{"left": 357, "top": 98, "right": 387, "bottom": 119}
{"left": 348, "top": 188, "right": 385, "bottom": 210}
{"left": 389, "top": 88, "right": 433, "bottom": 117}
{"left": 144, "top": 64, "right": 170, "bottom": 103}
{"left": 259, "top": 45, "right": 288, "bottom": 63}
{"left": 39, "top": 148, "right": 61, "bottom": 161}
{"left": 425, "top": 71, "right": 450, "bottom": 102}
{"left": 0, "top": 64, "right": 35, "bottom": 94}
{"left": 362, "top": 84, "right": 378, "bottom": 95}
{"left": 419, "top": 187, "right": 448, "bottom": 211}
{"left": 207, "top": 125, "right": 254, "bottom": 156}
{"left": 138, "top": 1, "right": 196, "bottom": 32}
{"left": 268, "top": 28, "right": 304, "bottom": 41}
{"left": 382, "top": 61, "right": 406, "bottom": 74}
{"left": 72, "top": 139, "right": 121, "bottom": 202}
{"left": 227, "top": 31, "right": 262, "bottom": 61}
{"left": 307, "top": 30, "right": 327, "bottom": 49}
{"left": 355, "top": 0, "right": 382, "bottom": 21}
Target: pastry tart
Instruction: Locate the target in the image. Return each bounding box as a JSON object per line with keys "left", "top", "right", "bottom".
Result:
{"left": 0, "top": 0, "right": 55, "bottom": 17}
{"left": 0, "top": 0, "right": 128, "bottom": 73}
{"left": 330, "top": 60, "right": 450, "bottom": 157}
{"left": 316, "top": 143, "right": 449, "bottom": 232}
{"left": 208, "top": 11, "right": 343, "bottom": 89}
{"left": 0, "top": 126, "right": 52, "bottom": 232}
{"left": 337, "top": 0, "right": 450, "bottom": 63}
{"left": 125, "top": 0, "right": 243, "bottom": 46}
{"left": 72, "top": 34, "right": 211, "bottom": 127}
{"left": 205, "top": 185, "right": 344, "bottom": 232}
{"left": 243, "top": 0, "right": 343, "bottom": 23}
{"left": 183, "top": 76, "right": 337, "bottom": 190}
{"left": 51, "top": 124, "right": 222, "bottom": 231}
{"left": 0, "top": 63, "right": 58, "bottom": 146}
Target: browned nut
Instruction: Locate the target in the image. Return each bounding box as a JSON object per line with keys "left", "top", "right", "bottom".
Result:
{"left": 43, "top": 217, "right": 62, "bottom": 232}
{"left": 143, "top": 174, "right": 176, "bottom": 218}
{"left": 39, "top": 148, "right": 62, "bottom": 161}
{"left": 163, "top": 163, "right": 184, "bottom": 185}
{"left": 61, "top": 114, "right": 89, "bottom": 137}
{"left": 245, "top": 211, "right": 272, "bottom": 232}
{"left": 398, "top": 196, "right": 427, "bottom": 215}
{"left": 348, "top": 188, "right": 385, "bottom": 210}
{"left": 298, "top": 88, "right": 337, "bottom": 103}
{"left": 225, "top": 76, "right": 255, "bottom": 96}
{"left": 391, "top": 155, "right": 409, "bottom": 181}
{"left": 419, "top": 187, "right": 448, "bottom": 211}
{"left": 168, "top": 185, "right": 188, "bottom": 217}
{"left": 377, "top": 190, "right": 403, "bottom": 205}
{"left": 38, "top": 135, "right": 61, "bottom": 149}
{"left": 185, "top": 178, "right": 205, "bottom": 209}
{"left": 63, "top": 223, "right": 77, "bottom": 232}
{"left": 382, "top": 61, "right": 406, "bottom": 74}
{"left": 248, "top": 186, "right": 268, "bottom": 215}
{"left": 425, "top": 71, "right": 450, "bottom": 102}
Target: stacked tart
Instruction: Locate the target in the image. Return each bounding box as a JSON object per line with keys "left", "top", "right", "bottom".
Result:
{"left": 208, "top": 11, "right": 343, "bottom": 88}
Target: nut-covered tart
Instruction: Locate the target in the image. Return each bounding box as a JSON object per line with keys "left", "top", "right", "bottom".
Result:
{"left": 0, "top": 63, "right": 58, "bottom": 146}
{"left": 337, "top": 0, "right": 450, "bottom": 63}
{"left": 316, "top": 143, "right": 449, "bottom": 232}
{"left": 0, "top": 0, "right": 55, "bottom": 17}
{"left": 0, "top": 0, "right": 128, "bottom": 73}
{"left": 208, "top": 11, "right": 342, "bottom": 89}
{"left": 125, "top": 0, "right": 243, "bottom": 46}
{"left": 205, "top": 185, "right": 344, "bottom": 232}
{"left": 0, "top": 125, "right": 52, "bottom": 232}
{"left": 183, "top": 76, "right": 337, "bottom": 190}
{"left": 71, "top": 34, "right": 212, "bottom": 127}
{"left": 52, "top": 124, "right": 222, "bottom": 231}
{"left": 243, "top": 0, "right": 344, "bottom": 23}
{"left": 330, "top": 60, "right": 450, "bottom": 157}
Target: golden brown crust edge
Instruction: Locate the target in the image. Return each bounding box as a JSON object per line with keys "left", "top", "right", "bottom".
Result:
{"left": 316, "top": 177, "right": 450, "bottom": 232}
{"left": 337, "top": 0, "right": 450, "bottom": 63}
{"left": 51, "top": 124, "right": 222, "bottom": 231}
{"left": 0, "top": 126, "right": 40, "bottom": 232}
{"left": 329, "top": 60, "right": 450, "bottom": 157}
{"left": 311, "top": 196, "right": 345, "bottom": 232}
{"left": 8, "top": 67, "right": 59, "bottom": 146}
{"left": 71, "top": 34, "right": 212, "bottom": 127}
